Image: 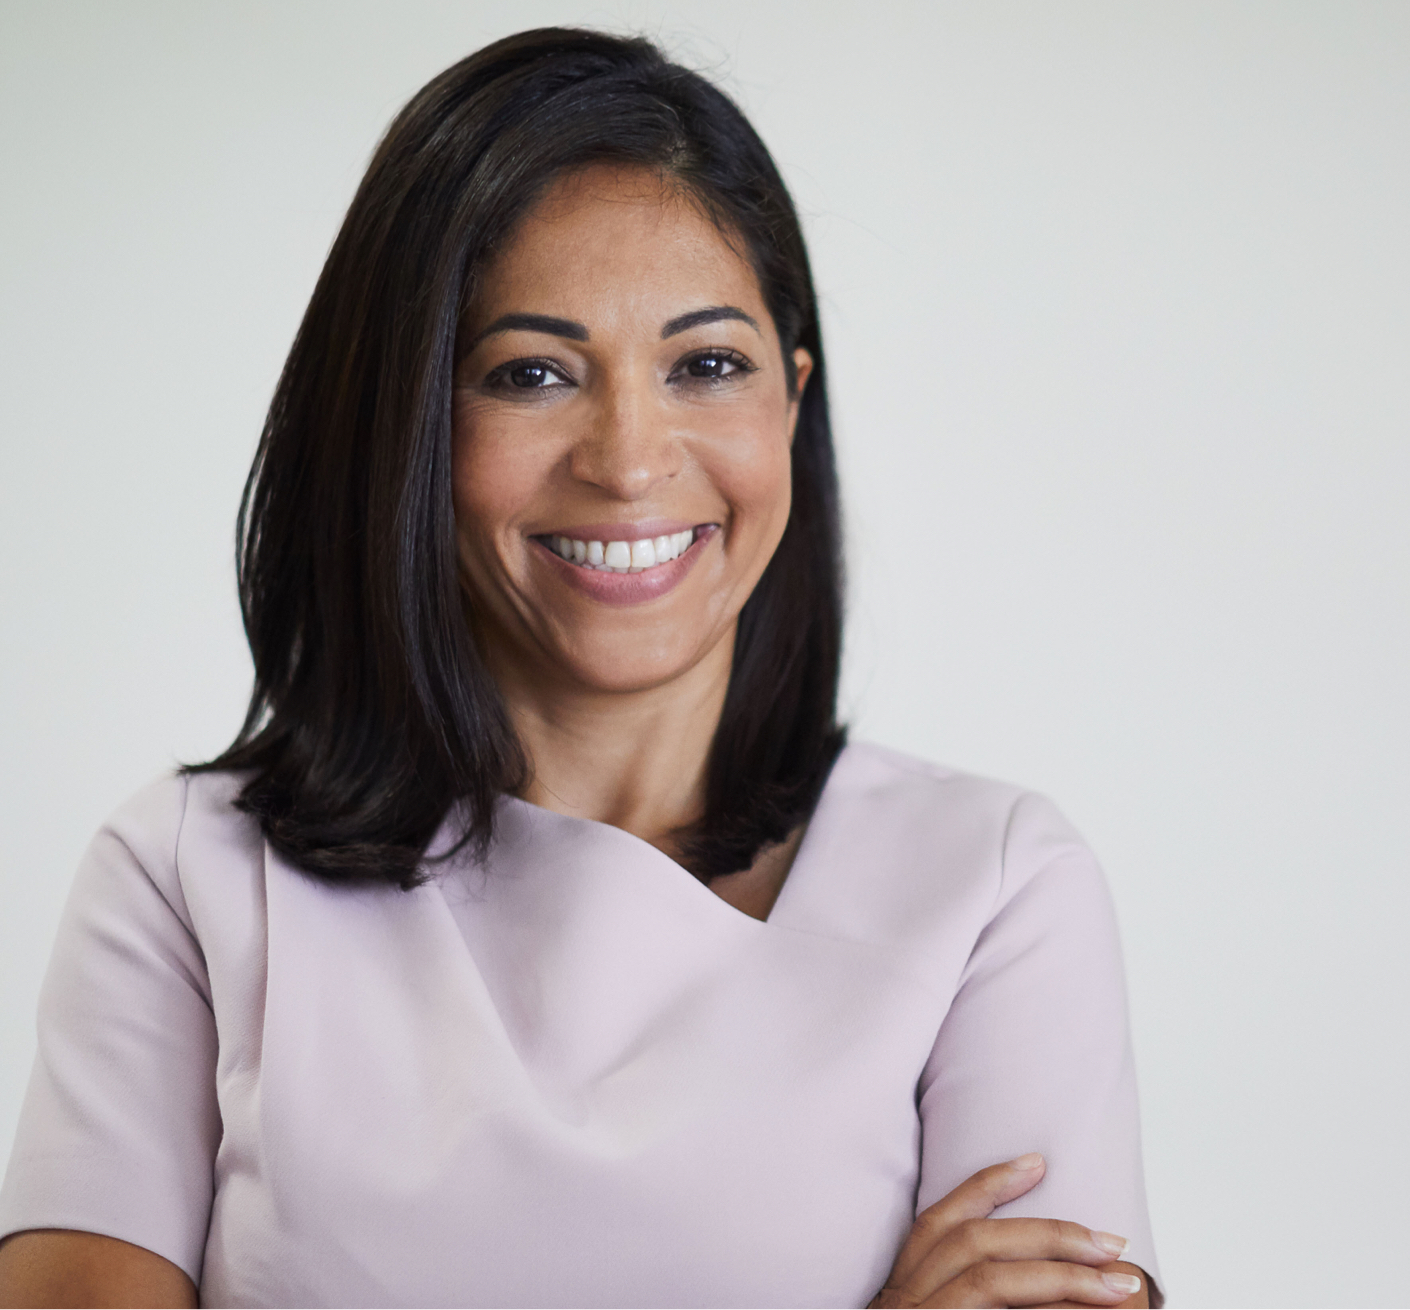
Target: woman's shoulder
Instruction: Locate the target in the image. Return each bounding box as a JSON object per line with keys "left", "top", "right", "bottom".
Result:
{"left": 81, "top": 769, "right": 264, "bottom": 918}
{"left": 825, "top": 739, "right": 1095, "bottom": 870}
{"left": 103, "top": 766, "right": 256, "bottom": 853}
{"left": 789, "top": 741, "right": 1112, "bottom": 961}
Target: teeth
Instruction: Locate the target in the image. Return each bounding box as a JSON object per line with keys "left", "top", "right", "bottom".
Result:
{"left": 546, "top": 528, "right": 700, "bottom": 573}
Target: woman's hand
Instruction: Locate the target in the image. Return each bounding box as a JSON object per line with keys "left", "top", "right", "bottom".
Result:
{"left": 869, "top": 1155, "right": 1149, "bottom": 1309}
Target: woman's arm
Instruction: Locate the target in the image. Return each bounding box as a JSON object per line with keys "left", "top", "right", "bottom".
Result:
{"left": 0, "top": 777, "right": 220, "bottom": 1302}
{"left": 911, "top": 792, "right": 1163, "bottom": 1304}
{"left": 0, "top": 1229, "right": 196, "bottom": 1309}
{"left": 869, "top": 1157, "right": 1150, "bottom": 1308}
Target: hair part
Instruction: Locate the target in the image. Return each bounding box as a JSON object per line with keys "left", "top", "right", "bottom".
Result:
{"left": 190, "top": 26, "right": 846, "bottom": 889}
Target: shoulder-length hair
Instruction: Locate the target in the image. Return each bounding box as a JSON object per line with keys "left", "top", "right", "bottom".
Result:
{"left": 191, "top": 26, "right": 845, "bottom": 889}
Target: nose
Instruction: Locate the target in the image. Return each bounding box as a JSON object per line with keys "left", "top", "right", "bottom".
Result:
{"left": 568, "top": 374, "right": 682, "bottom": 500}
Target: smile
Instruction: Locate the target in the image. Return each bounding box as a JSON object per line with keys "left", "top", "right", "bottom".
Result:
{"left": 536, "top": 527, "right": 706, "bottom": 573}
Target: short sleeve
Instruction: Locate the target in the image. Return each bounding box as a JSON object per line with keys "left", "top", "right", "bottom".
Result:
{"left": 915, "top": 792, "right": 1163, "bottom": 1302}
{"left": 0, "top": 775, "right": 220, "bottom": 1284}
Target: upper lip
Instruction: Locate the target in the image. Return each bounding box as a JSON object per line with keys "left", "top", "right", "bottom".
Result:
{"left": 534, "top": 519, "right": 709, "bottom": 541}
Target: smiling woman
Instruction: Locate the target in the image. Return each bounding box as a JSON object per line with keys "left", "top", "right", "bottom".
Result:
{"left": 450, "top": 166, "right": 820, "bottom": 874}
{"left": 0, "top": 27, "right": 1158, "bottom": 1310}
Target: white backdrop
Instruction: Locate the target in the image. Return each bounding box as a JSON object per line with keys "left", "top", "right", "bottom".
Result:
{"left": 2, "top": 3, "right": 1407, "bottom": 1306}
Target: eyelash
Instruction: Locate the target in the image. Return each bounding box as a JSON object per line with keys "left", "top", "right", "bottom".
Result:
{"left": 482, "top": 356, "right": 571, "bottom": 393}
{"left": 482, "top": 348, "right": 758, "bottom": 394}
{"left": 673, "top": 348, "right": 757, "bottom": 384}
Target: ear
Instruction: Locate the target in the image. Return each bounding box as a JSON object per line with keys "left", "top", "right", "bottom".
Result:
{"left": 786, "top": 347, "right": 814, "bottom": 446}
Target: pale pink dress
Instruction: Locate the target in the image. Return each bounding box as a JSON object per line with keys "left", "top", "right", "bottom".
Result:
{"left": 0, "top": 742, "right": 1160, "bottom": 1307}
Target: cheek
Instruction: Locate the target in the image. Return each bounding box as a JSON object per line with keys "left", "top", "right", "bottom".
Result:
{"left": 699, "top": 409, "right": 795, "bottom": 535}
{"left": 451, "top": 411, "right": 549, "bottom": 553}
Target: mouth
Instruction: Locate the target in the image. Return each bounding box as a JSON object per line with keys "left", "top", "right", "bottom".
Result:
{"left": 532, "top": 525, "right": 713, "bottom": 574}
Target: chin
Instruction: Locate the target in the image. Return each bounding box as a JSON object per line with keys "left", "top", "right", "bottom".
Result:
{"left": 549, "top": 632, "right": 722, "bottom": 696}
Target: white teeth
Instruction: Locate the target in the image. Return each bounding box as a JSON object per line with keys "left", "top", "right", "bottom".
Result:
{"left": 547, "top": 528, "right": 703, "bottom": 573}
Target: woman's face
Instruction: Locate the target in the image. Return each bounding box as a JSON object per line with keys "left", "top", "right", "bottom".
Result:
{"left": 452, "top": 164, "right": 812, "bottom": 696}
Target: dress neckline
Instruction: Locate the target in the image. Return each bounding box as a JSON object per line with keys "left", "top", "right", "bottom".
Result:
{"left": 488, "top": 748, "right": 850, "bottom": 931}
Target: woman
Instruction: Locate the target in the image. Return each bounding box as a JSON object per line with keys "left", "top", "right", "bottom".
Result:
{"left": 0, "top": 28, "right": 1160, "bottom": 1309}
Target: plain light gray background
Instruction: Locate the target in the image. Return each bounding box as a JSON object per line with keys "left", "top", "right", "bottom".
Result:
{"left": 2, "top": 2, "right": 1407, "bottom": 1306}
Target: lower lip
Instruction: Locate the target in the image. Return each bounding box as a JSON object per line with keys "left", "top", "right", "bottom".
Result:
{"left": 533, "top": 527, "right": 717, "bottom": 606}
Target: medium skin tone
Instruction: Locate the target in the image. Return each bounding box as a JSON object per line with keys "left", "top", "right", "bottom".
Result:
{"left": 456, "top": 164, "right": 1150, "bottom": 1309}
{"left": 449, "top": 167, "right": 806, "bottom": 884}
{"left": 449, "top": 165, "right": 811, "bottom": 917}
{"left": 0, "top": 164, "right": 1150, "bottom": 1308}
{"left": 0, "top": 1231, "right": 196, "bottom": 1308}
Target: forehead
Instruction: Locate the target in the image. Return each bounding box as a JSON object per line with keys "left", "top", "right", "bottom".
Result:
{"left": 472, "top": 165, "right": 765, "bottom": 325}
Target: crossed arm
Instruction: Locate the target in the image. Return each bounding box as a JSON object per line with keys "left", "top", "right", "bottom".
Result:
{"left": 0, "top": 1155, "right": 1151, "bottom": 1310}
{"left": 0, "top": 1229, "right": 196, "bottom": 1309}
{"left": 869, "top": 1155, "right": 1153, "bottom": 1309}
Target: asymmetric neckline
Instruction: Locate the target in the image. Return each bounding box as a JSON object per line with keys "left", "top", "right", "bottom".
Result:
{"left": 491, "top": 786, "right": 827, "bottom": 930}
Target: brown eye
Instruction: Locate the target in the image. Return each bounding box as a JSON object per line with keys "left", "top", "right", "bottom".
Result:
{"left": 686, "top": 354, "right": 735, "bottom": 378}
{"left": 487, "top": 358, "right": 573, "bottom": 393}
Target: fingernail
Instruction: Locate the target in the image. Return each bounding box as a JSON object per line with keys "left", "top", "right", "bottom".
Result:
{"left": 1010, "top": 1152, "right": 1044, "bottom": 1170}
{"left": 1092, "top": 1231, "right": 1129, "bottom": 1258}
{"left": 1102, "top": 1272, "right": 1142, "bottom": 1295}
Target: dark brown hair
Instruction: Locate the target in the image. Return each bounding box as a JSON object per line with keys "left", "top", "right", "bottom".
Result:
{"left": 190, "top": 27, "right": 845, "bottom": 888}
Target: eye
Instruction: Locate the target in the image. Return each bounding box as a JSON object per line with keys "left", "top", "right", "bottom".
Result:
{"left": 687, "top": 354, "right": 735, "bottom": 378}
{"left": 674, "top": 349, "right": 756, "bottom": 384}
{"left": 486, "top": 358, "right": 574, "bottom": 392}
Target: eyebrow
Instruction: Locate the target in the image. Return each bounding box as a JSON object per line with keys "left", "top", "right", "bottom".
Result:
{"left": 467, "top": 313, "right": 590, "bottom": 350}
{"left": 661, "top": 305, "right": 760, "bottom": 338}
{"left": 465, "top": 304, "right": 761, "bottom": 352}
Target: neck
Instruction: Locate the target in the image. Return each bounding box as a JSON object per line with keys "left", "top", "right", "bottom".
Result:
{"left": 488, "top": 632, "right": 734, "bottom": 857}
